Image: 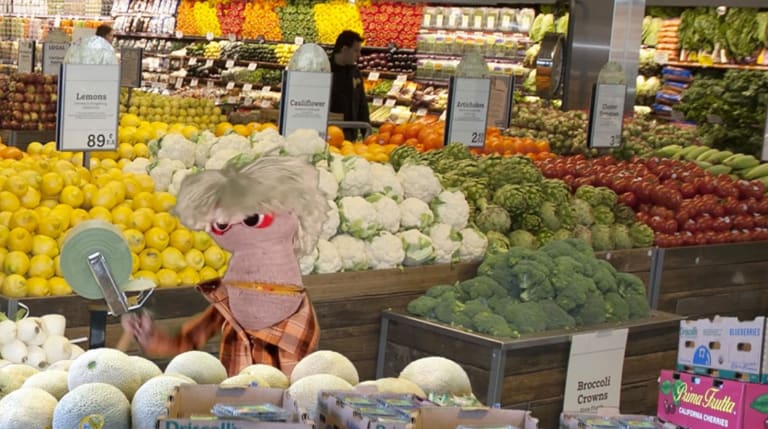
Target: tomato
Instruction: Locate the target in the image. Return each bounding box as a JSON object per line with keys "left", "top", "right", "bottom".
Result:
{"left": 680, "top": 182, "right": 697, "bottom": 199}
{"left": 696, "top": 215, "right": 715, "bottom": 232}
{"left": 636, "top": 212, "right": 650, "bottom": 223}
{"left": 654, "top": 233, "right": 671, "bottom": 247}
{"left": 693, "top": 232, "right": 708, "bottom": 246}
{"left": 754, "top": 215, "right": 768, "bottom": 229}
{"left": 715, "top": 182, "right": 739, "bottom": 199}
{"left": 712, "top": 218, "right": 731, "bottom": 232}
{"left": 634, "top": 182, "right": 653, "bottom": 204}
{"left": 647, "top": 216, "right": 667, "bottom": 232}
{"left": 751, "top": 180, "right": 766, "bottom": 197}
{"left": 613, "top": 178, "right": 632, "bottom": 195}
{"left": 758, "top": 199, "right": 768, "bottom": 214}
{"left": 696, "top": 177, "right": 716, "bottom": 195}
{"left": 618, "top": 192, "right": 638, "bottom": 208}
{"left": 733, "top": 214, "right": 755, "bottom": 230}
{"left": 724, "top": 198, "right": 749, "bottom": 215}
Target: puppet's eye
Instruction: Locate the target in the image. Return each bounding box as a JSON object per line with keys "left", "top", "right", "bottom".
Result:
{"left": 211, "top": 222, "right": 231, "bottom": 235}
{"left": 243, "top": 213, "right": 274, "bottom": 228}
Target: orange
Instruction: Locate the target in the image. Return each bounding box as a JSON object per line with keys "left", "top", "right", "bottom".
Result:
{"left": 378, "top": 123, "right": 395, "bottom": 134}
{"left": 215, "top": 122, "right": 234, "bottom": 137}
{"left": 389, "top": 134, "right": 405, "bottom": 146}
{"left": 375, "top": 132, "right": 391, "bottom": 145}
{"left": 363, "top": 135, "right": 378, "bottom": 146}
{"left": 327, "top": 125, "right": 345, "bottom": 148}
{"left": 2, "top": 147, "right": 23, "bottom": 160}
{"left": 404, "top": 138, "right": 419, "bottom": 147}
{"left": 535, "top": 140, "right": 550, "bottom": 153}
{"left": 393, "top": 124, "right": 407, "bottom": 136}
{"left": 404, "top": 123, "right": 423, "bottom": 139}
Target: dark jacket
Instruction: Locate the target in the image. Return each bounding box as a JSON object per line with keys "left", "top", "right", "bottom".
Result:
{"left": 330, "top": 60, "right": 370, "bottom": 128}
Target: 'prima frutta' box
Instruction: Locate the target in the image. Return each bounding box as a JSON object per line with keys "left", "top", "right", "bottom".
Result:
{"left": 657, "top": 370, "right": 768, "bottom": 429}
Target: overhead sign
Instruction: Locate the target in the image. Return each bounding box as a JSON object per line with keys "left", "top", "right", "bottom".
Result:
{"left": 120, "top": 48, "right": 143, "bottom": 88}
{"left": 42, "top": 42, "right": 69, "bottom": 76}
{"left": 588, "top": 83, "right": 627, "bottom": 148}
{"left": 563, "top": 328, "right": 629, "bottom": 413}
{"left": 17, "top": 40, "right": 36, "bottom": 73}
{"left": 279, "top": 71, "right": 332, "bottom": 140}
{"left": 56, "top": 64, "right": 121, "bottom": 152}
{"left": 487, "top": 75, "right": 514, "bottom": 129}
{"left": 444, "top": 77, "right": 491, "bottom": 148}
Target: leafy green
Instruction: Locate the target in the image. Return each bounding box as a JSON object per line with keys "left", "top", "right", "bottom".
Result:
{"left": 724, "top": 8, "right": 760, "bottom": 60}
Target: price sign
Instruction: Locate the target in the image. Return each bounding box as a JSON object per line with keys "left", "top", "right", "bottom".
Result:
{"left": 56, "top": 64, "right": 120, "bottom": 152}
{"left": 247, "top": 62, "right": 257, "bottom": 71}
{"left": 486, "top": 15, "right": 496, "bottom": 30}
{"left": 214, "top": 97, "right": 221, "bottom": 104}
{"left": 396, "top": 74, "right": 408, "bottom": 84}
{"left": 294, "top": 36, "right": 304, "bottom": 45}
{"left": 119, "top": 47, "right": 143, "bottom": 88}
{"left": 279, "top": 70, "right": 332, "bottom": 139}
{"left": 435, "top": 15, "right": 444, "bottom": 27}
{"left": 42, "top": 42, "right": 69, "bottom": 76}
{"left": 205, "top": 59, "right": 214, "bottom": 67}
{"left": 385, "top": 99, "right": 397, "bottom": 107}
{"left": 461, "top": 14, "right": 470, "bottom": 28}
{"left": 563, "top": 329, "right": 628, "bottom": 413}
{"left": 188, "top": 57, "right": 197, "bottom": 66}
{"left": 17, "top": 39, "right": 35, "bottom": 73}
{"left": 261, "top": 100, "right": 272, "bottom": 108}
{"left": 175, "top": 78, "right": 183, "bottom": 89}
{"left": 225, "top": 59, "right": 235, "bottom": 68}
{"left": 206, "top": 80, "right": 215, "bottom": 89}
{"left": 190, "top": 78, "right": 198, "bottom": 87}
{"left": 368, "top": 72, "right": 380, "bottom": 81}
{"left": 175, "top": 30, "right": 183, "bottom": 38}
{"left": 261, "top": 86, "right": 271, "bottom": 93}
{"left": 227, "top": 96, "right": 237, "bottom": 104}
{"left": 227, "top": 33, "right": 236, "bottom": 42}
{"left": 226, "top": 81, "right": 235, "bottom": 90}
{"left": 243, "top": 97, "right": 253, "bottom": 105}
{"left": 654, "top": 50, "right": 669, "bottom": 65}
{"left": 587, "top": 84, "right": 626, "bottom": 148}
{"left": 487, "top": 75, "right": 514, "bottom": 128}
{"left": 242, "top": 83, "right": 253, "bottom": 92}
{"left": 373, "top": 97, "right": 384, "bottom": 106}
{"left": 206, "top": 32, "right": 214, "bottom": 41}
{"left": 444, "top": 77, "right": 491, "bottom": 148}
{"left": 416, "top": 108, "right": 428, "bottom": 116}
{"left": 761, "top": 103, "right": 768, "bottom": 162}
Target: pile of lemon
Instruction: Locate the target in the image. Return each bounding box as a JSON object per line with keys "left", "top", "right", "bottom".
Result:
{"left": 0, "top": 142, "right": 230, "bottom": 298}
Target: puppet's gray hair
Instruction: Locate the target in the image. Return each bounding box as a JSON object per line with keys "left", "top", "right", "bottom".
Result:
{"left": 173, "top": 156, "right": 328, "bottom": 256}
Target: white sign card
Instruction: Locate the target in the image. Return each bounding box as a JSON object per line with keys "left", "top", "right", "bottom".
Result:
{"left": 279, "top": 71, "right": 332, "bottom": 140}
{"left": 42, "top": 42, "right": 69, "bottom": 76}
{"left": 445, "top": 77, "right": 491, "bottom": 148}
{"left": 71, "top": 27, "right": 95, "bottom": 43}
{"left": 17, "top": 40, "right": 35, "bottom": 73}
{"left": 588, "top": 84, "right": 626, "bottom": 148}
{"left": 119, "top": 47, "right": 143, "bottom": 88}
{"left": 487, "top": 75, "right": 514, "bottom": 129}
{"left": 762, "top": 103, "right": 768, "bottom": 162}
{"left": 563, "top": 329, "right": 629, "bottom": 413}
{"left": 56, "top": 64, "right": 120, "bottom": 152}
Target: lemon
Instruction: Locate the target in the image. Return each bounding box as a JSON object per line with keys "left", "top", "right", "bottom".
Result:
{"left": 131, "top": 252, "right": 140, "bottom": 273}
{"left": 51, "top": 204, "right": 74, "bottom": 221}
{"left": 199, "top": 266, "right": 219, "bottom": 281}
{"left": 106, "top": 180, "right": 126, "bottom": 203}
{"left": 184, "top": 248, "right": 206, "bottom": 270}
{"left": 153, "top": 212, "right": 178, "bottom": 234}
{"left": 134, "top": 270, "right": 158, "bottom": 284}
{"left": 91, "top": 187, "right": 118, "bottom": 210}
{"left": 9, "top": 209, "right": 38, "bottom": 232}
{"left": 218, "top": 266, "right": 228, "bottom": 277}
{"left": 145, "top": 227, "right": 170, "bottom": 251}
{"left": 111, "top": 205, "right": 133, "bottom": 227}
{"left": 100, "top": 158, "right": 119, "bottom": 169}
{"left": 25, "top": 277, "right": 50, "bottom": 297}
{"left": 37, "top": 215, "right": 66, "bottom": 239}
{"left": 80, "top": 184, "right": 98, "bottom": 209}
{"left": 2, "top": 274, "right": 27, "bottom": 297}
{"left": 4, "top": 250, "right": 29, "bottom": 275}
{"left": 131, "top": 208, "right": 155, "bottom": 232}
{"left": 0, "top": 225, "right": 9, "bottom": 247}
{"left": 40, "top": 172, "right": 64, "bottom": 197}
{"left": 192, "top": 230, "right": 213, "bottom": 251}
{"left": 69, "top": 208, "right": 90, "bottom": 227}
{"left": 135, "top": 175, "right": 155, "bottom": 193}
{"left": 117, "top": 143, "right": 135, "bottom": 160}
{"left": 139, "top": 248, "right": 162, "bottom": 272}
{"left": 122, "top": 177, "right": 142, "bottom": 199}
{"left": 178, "top": 267, "right": 201, "bottom": 286}
{"left": 19, "top": 187, "right": 41, "bottom": 209}
{"left": 204, "top": 246, "right": 227, "bottom": 270}
{"left": 133, "top": 143, "right": 150, "bottom": 158}
{"left": 118, "top": 159, "right": 131, "bottom": 169}
{"left": 0, "top": 191, "right": 20, "bottom": 212}
{"left": 60, "top": 170, "right": 81, "bottom": 187}
{"left": 0, "top": 211, "right": 13, "bottom": 227}
{"left": 19, "top": 170, "right": 41, "bottom": 188}
{"left": 40, "top": 198, "right": 58, "bottom": 209}
{"left": 49, "top": 277, "right": 71, "bottom": 296}
{"left": 59, "top": 185, "right": 84, "bottom": 207}
{"left": 120, "top": 113, "right": 141, "bottom": 127}
{"left": 122, "top": 228, "right": 145, "bottom": 253}
{"left": 28, "top": 255, "right": 54, "bottom": 279}
{"left": 3, "top": 175, "right": 28, "bottom": 197}
{"left": 34, "top": 206, "right": 51, "bottom": 219}
{"left": 32, "top": 235, "right": 59, "bottom": 257}
{"left": 54, "top": 255, "right": 63, "bottom": 277}
{"left": 152, "top": 192, "right": 176, "bottom": 213}
{"left": 132, "top": 192, "right": 155, "bottom": 210}
{"left": 27, "top": 142, "right": 44, "bottom": 155}
{"left": 0, "top": 248, "right": 8, "bottom": 269}
{"left": 161, "top": 247, "right": 187, "bottom": 270}
{"left": 156, "top": 269, "right": 180, "bottom": 288}
{"left": 88, "top": 206, "right": 112, "bottom": 223}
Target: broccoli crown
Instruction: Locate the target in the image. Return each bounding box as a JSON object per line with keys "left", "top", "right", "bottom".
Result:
{"left": 472, "top": 311, "right": 518, "bottom": 338}
{"left": 552, "top": 255, "right": 583, "bottom": 278}
{"left": 426, "top": 284, "right": 458, "bottom": 299}
{"left": 463, "top": 298, "right": 491, "bottom": 318}
{"left": 625, "top": 293, "right": 652, "bottom": 319}
{"left": 434, "top": 298, "right": 465, "bottom": 325}
{"left": 509, "top": 260, "right": 553, "bottom": 302}
{"left": 460, "top": 276, "right": 508, "bottom": 300}
{"left": 616, "top": 272, "right": 647, "bottom": 298}
{"left": 604, "top": 292, "right": 630, "bottom": 322}
{"left": 573, "top": 292, "right": 608, "bottom": 326}
{"left": 538, "top": 300, "right": 577, "bottom": 330}
{"left": 555, "top": 275, "right": 593, "bottom": 312}
{"left": 592, "top": 259, "right": 619, "bottom": 294}
{"left": 407, "top": 296, "right": 439, "bottom": 318}
{"left": 500, "top": 302, "right": 548, "bottom": 334}
{"left": 477, "top": 252, "right": 517, "bottom": 293}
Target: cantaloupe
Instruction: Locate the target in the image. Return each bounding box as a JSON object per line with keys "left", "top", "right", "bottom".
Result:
{"left": 0, "top": 363, "right": 39, "bottom": 398}
{"left": 164, "top": 373, "right": 197, "bottom": 384}
{"left": 131, "top": 376, "right": 188, "bottom": 429}
{"left": 47, "top": 360, "right": 73, "bottom": 372}
{"left": 67, "top": 348, "right": 141, "bottom": 400}
{"left": 399, "top": 356, "right": 472, "bottom": 395}
{"left": 53, "top": 383, "right": 130, "bottom": 429}
{"left": 356, "top": 377, "right": 426, "bottom": 397}
{"left": 0, "top": 387, "right": 58, "bottom": 429}
{"left": 221, "top": 374, "right": 270, "bottom": 387}
{"left": 0, "top": 359, "right": 9, "bottom": 369}
{"left": 290, "top": 350, "right": 359, "bottom": 385}
{"left": 164, "top": 351, "right": 227, "bottom": 384}
{"left": 129, "top": 355, "right": 162, "bottom": 384}
{"left": 22, "top": 370, "right": 69, "bottom": 399}
{"left": 239, "top": 364, "right": 290, "bottom": 388}
{"left": 288, "top": 374, "right": 354, "bottom": 418}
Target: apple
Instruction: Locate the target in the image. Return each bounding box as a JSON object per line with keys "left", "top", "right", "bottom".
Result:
{"left": 11, "top": 111, "right": 22, "bottom": 121}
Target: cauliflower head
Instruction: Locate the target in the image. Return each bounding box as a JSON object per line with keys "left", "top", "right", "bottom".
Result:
{"left": 317, "top": 168, "right": 339, "bottom": 200}
{"left": 338, "top": 196, "right": 381, "bottom": 239}
{"left": 431, "top": 190, "right": 470, "bottom": 230}
{"left": 330, "top": 234, "right": 370, "bottom": 271}
{"left": 157, "top": 134, "right": 197, "bottom": 168}
{"left": 458, "top": 228, "right": 488, "bottom": 263}
{"left": 399, "top": 198, "right": 435, "bottom": 230}
{"left": 283, "top": 129, "right": 327, "bottom": 161}
{"left": 339, "top": 156, "right": 373, "bottom": 197}
{"left": 397, "top": 164, "right": 442, "bottom": 203}
{"left": 367, "top": 232, "right": 406, "bottom": 270}
{"left": 429, "top": 223, "right": 462, "bottom": 264}
{"left": 367, "top": 193, "right": 401, "bottom": 234}
{"left": 315, "top": 239, "right": 343, "bottom": 273}
{"left": 370, "top": 163, "right": 405, "bottom": 202}
{"left": 320, "top": 200, "right": 340, "bottom": 240}
{"left": 397, "top": 229, "right": 436, "bottom": 267}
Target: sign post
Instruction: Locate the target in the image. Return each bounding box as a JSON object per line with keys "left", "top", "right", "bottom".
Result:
{"left": 587, "top": 83, "right": 627, "bottom": 149}
{"left": 42, "top": 42, "right": 69, "bottom": 76}
{"left": 120, "top": 48, "right": 143, "bottom": 88}
{"left": 563, "top": 329, "right": 629, "bottom": 413}
{"left": 17, "top": 40, "right": 36, "bottom": 73}
{"left": 56, "top": 64, "right": 121, "bottom": 156}
{"left": 278, "top": 71, "right": 332, "bottom": 140}
{"left": 444, "top": 77, "right": 491, "bottom": 148}
{"left": 487, "top": 75, "right": 514, "bottom": 129}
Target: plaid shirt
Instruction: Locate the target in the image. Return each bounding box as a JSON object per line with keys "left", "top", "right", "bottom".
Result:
{"left": 139, "top": 279, "right": 319, "bottom": 376}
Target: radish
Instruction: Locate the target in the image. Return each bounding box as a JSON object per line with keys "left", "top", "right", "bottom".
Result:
{"left": 16, "top": 318, "right": 47, "bottom": 346}
{"left": 26, "top": 345, "right": 48, "bottom": 370}
{"left": 0, "top": 321, "right": 15, "bottom": 345}
{"left": 42, "top": 336, "right": 72, "bottom": 363}
{"left": 40, "top": 314, "right": 65, "bottom": 337}
{"left": 1, "top": 339, "right": 28, "bottom": 364}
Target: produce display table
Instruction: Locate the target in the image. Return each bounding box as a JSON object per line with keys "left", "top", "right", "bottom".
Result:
{"left": 376, "top": 310, "right": 682, "bottom": 429}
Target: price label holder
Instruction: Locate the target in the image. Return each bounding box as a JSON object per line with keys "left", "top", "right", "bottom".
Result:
{"left": 487, "top": 75, "right": 514, "bottom": 129}
{"left": 175, "top": 78, "right": 183, "bottom": 89}
{"left": 206, "top": 80, "right": 215, "bottom": 89}
{"left": 654, "top": 50, "right": 669, "bottom": 65}
{"left": 42, "top": 41, "right": 69, "bottom": 76}
{"left": 587, "top": 83, "right": 626, "bottom": 149}
{"left": 416, "top": 108, "right": 428, "bottom": 117}
{"left": 294, "top": 36, "right": 304, "bottom": 45}
{"left": 226, "top": 81, "right": 235, "bottom": 90}
{"left": 385, "top": 99, "right": 397, "bottom": 107}
{"left": 261, "top": 100, "right": 272, "bottom": 108}
{"left": 205, "top": 59, "right": 214, "bottom": 68}
{"left": 225, "top": 59, "right": 235, "bottom": 68}
{"left": 206, "top": 32, "right": 214, "bottom": 41}
{"left": 262, "top": 86, "right": 271, "bottom": 93}
{"left": 444, "top": 77, "right": 491, "bottom": 148}
{"left": 190, "top": 78, "right": 199, "bottom": 87}
{"left": 119, "top": 47, "right": 143, "bottom": 88}
{"left": 175, "top": 30, "right": 183, "bottom": 38}
{"left": 247, "top": 62, "right": 257, "bottom": 71}
{"left": 473, "top": 16, "right": 483, "bottom": 30}
{"left": 188, "top": 57, "right": 197, "bottom": 66}
{"left": 227, "top": 96, "right": 237, "bottom": 104}
{"left": 373, "top": 97, "right": 384, "bottom": 106}
{"left": 486, "top": 15, "right": 496, "bottom": 31}
{"left": 368, "top": 71, "right": 380, "bottom": 81}
{"left": 396, "top": 74, "right": 408, "bottom": 84}
{"left": 243, "top": 97, "right": 253, "bottom": 106}
{"left": 56, "top": 64, "right": 120, "bottom": 152}
{"left": 279, "top": 70, "right": 332, "bottom": 140}
{"left": 242, "top": 83, "right": 253, "bottom": 92}
{"left": 761, "top": 102, "right": 768, "bottom": 162}
{"left": 563, "top": 329, "right": 628, "bottom": 413}
{"left": 17, "top": 39, "right": 35, "bottom": 73}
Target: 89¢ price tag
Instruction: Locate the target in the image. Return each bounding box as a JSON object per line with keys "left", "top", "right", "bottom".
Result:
{"left": 85, "top": 132, "right": 115, "bottom": 148}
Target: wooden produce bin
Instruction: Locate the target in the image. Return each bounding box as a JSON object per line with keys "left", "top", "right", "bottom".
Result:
{"left": 0, "top": 129, "right": 56, "bottom": 151}
{"left": 377, "top": 311, "right": 682, "bottom": 429}
{"left": 655, "top": 241, "right": 768, "bottom": 320}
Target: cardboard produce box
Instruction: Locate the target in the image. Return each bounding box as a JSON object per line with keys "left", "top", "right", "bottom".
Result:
{"left": 409, "top": 407, "right": 539, "bottom": 429}
{"left": 657, "top": 370, "right": 768, "bottom": 429}
{"left": 156, "top": 385, "right": 312, "bottom": 429}
{"left": 317, "top": 390, "right": 433, "bottom": 429}
{"left": 677, "top": 317, "right": 768, "bottom": 383}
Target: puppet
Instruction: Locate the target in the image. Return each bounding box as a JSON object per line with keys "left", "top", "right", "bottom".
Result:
{"left": 122, "top": 156, "right": 328, "bottom": 376}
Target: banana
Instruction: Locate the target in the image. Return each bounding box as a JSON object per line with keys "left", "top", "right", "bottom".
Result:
{"left": 685, "top": 146, "right": 711, "bottom": 161}
{"left": 673, "top": 145, "right": 699, "bottom": 160}
{"left": 696, "top": 161, "right": 713, "bottom": 169}
{"left": 744, "top": 163, "right": 768, "bottom": 180}
{"left": 706, "top": 150, "right": 734, "bottom": 164}
{"left": 696, "top": 148, "right": 721, "bottom": 162}
{"left": 705, "top": 165, "right": 732, "bottom": 175}
{"left": 654, "top": 144, "right": 683, "bottom": 158}
{"left": 755, "top": 176, "right": 768, "bottom": 189}
{"left": 723, "top": 154, "right": 760, "bottom": 170}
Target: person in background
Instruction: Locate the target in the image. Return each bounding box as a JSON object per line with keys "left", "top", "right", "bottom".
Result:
{"left": 96, "top": 24, "right": 114, "bottom": 45}
{"left": 63, "top": 24, "right": 117, "bottom": 65}
{"left": 330, "top": 30, "right": 369, "bottom": 141}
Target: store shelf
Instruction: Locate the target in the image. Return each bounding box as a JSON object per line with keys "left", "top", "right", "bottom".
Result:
{"left": 362, "top": 70, "right": 415, "bottom": 79}
{"left": 664, "top": 60, "right": 768, "bottom": 72}
{"left": 0, "top": 13, "right": 111, "bottom": 19}
{"left": 416, "top": 52, "right": 525, "bottom": 63}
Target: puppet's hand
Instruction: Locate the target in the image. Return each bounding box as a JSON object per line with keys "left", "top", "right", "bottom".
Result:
{"left": 121, "top": 312, "right": 155, "bottom": 347}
